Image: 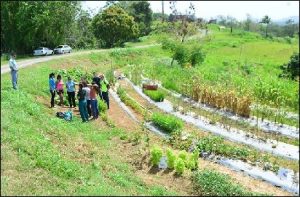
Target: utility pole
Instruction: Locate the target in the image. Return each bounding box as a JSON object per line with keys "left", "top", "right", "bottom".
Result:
{"left": 162, "top": 1, "right": 165, "bottom": 22}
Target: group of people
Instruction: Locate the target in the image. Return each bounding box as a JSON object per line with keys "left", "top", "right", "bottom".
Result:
{"left": 49, "top": 72, "right": 110, "bottom": 122}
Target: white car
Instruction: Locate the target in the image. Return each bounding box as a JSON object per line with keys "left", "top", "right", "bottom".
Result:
{"left": 54, "top": 45, "right": 72, "bottom": 54}
{"left": 33, "top": 47, "right": 53, "bottom": 56}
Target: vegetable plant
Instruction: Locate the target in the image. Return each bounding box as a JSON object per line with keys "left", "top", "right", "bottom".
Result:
{"left": 151, "top": 112, "right": 183, "bottom": 133}
{"left": 175, "top": 158, "right": 185, "bottom": 175}
{"left": 143, "top": 89, "right": 165, "bottom": 102}
{"left": 166, "top": 149, "right": 176, "bottom": 169}
{"left": 150, "top": 146, "right": 163, "bottom": 166}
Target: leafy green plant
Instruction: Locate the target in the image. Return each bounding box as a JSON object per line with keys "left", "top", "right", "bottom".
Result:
{"left": 151, "top": 112, "right": 183, "bottom": 133}
{"left": 143, "top": 89, "right": 165, "bottom": 102}
{"left": 166, "top": 149, "right": 176, "bottom": 169}
{"left": 186, "top": 150, "right": 199, "bottom": 170}
{"left": 197, "top": 136, "right": 250, "bottom": 160}
{"left": 178, "top": 150, "right": 188, "bottom": 164}
{"left": 150, "top": 146, "right": 163, "bottom": 166}
{"left": 98, "top": 99, "right": 108, "bottom": 113}
{"left": 175, "top": 158, "right": 185, "bottom": 175}
{"left": 192, "top": 169, "right": 266, "bottom": 196}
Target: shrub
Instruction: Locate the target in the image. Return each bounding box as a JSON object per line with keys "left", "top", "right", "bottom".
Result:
{"left": 143, "top": 89, "right": 165, "bottom": 102}
{"left": 192, "top": 169, "right": 265, "bottom": 196}
{"left": 166, "top": 149, "right": 176, "bottom": 169}
{"left": 175, "top": 158, "right": 185, "bottom": 175}
{"left": 151, "top": 112, "right": 183, "bottom": 133}
{"left": 279, "top": 52, "right": 299, "bottom": 80}
{"left": 189, "top": 46, "right": 205, "bottom": 67}
{"left": 150, "top": 146, "right": 163, "bottom": 166}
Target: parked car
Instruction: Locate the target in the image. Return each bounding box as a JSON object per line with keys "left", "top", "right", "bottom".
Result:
{"left": 33, "top": 47, "right": 53, "bottom": 56}
{"left": 54, "top": 45, "right": 72, "bottom": 54}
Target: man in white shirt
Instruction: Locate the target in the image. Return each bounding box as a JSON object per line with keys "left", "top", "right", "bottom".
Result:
{"left": 8, "top": 52, "right": 18, "bottom": 89}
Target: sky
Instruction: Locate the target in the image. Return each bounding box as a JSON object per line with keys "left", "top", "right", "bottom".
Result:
{"left": 81, "top": 1, "right": 299, "bottom": 21}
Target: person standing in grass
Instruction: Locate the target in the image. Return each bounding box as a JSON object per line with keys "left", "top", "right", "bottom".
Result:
{"left": 100, "top": 74, "right": 110, "bottom": 109}
{"left": 9, "top": 52, "right": 18, "bottom": 90}
{"left": 77, "top": 83, "right": 89, "bottom": 122}
{"left": 49, "top": 73, "right": 56, "bottom": 108}
{"left": 82, "top": 81, "right": 92, "bottom": 117}
{"left": 56, "top": 74, "right": 64, "bottom": 106}
{"left": 66, "top": 76, "right": 76, "bottom": 108}
{"left": 90, "top": 82, "right": 99, "bottom": 119}
{"left": 92, "top": 72, "right": 102, "bottom": 98}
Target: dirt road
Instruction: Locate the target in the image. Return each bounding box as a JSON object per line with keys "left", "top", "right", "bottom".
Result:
{"left": 1, "top": 44, "right": 159, "bottom": 75}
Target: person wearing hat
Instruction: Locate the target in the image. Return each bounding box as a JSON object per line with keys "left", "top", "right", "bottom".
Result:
{"left": 90, "top": 82, "right": 99, "bottom": 119}
{"left": 100, "top": 74, "right": 110, "bottom": 109}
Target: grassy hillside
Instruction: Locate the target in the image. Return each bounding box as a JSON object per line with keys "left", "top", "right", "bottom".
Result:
{"left": 1, "top": 56, "right": 178, "bottom": 196}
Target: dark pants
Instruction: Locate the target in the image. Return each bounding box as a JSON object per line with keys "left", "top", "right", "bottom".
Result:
{"left": 102, "top": 91, "right": 109, "bottom": 109}
{"left": 91, "top": 99, "right": 99, "bottom": 118}
{"left": 50, "top": 90, "right": 56, "bottom": 107}
{"left": 87, "top": 99, "right": 91, "bottom": 117}
{"left": 67, "top": 91, "right": 76, "bottom": 107}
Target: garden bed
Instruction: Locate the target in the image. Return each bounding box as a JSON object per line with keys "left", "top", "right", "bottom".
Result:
{"left": 157, "top": 79, "right": 299, "bottom": 139}
{"left": 114, "top": 77, "right": 299, "bottom": 195}
{"left": 125, "top": 77, "right": 299, "bottom": 160}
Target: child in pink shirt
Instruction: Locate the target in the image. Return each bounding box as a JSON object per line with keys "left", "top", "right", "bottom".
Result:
{"left": 56, "top": 74, "right": 64, "bottom": 106}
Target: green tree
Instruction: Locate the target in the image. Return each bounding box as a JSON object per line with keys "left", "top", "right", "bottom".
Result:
{"left": 244, "top": 14, "right": 252, "bottom": 31}
{"left": 1, "top": 1, "right": 80, "bottom": 54}
{"left": 92, "top": 5, "right": 139, "bottom": 48}
{"left": 72, "top": 9, "right": 97, "bottom": 49}
{"left": 130, "top": 1, "right": 153, "bottom": 36}
{"left": 226, "top": 16, "right": 238, "bottom": 34}
{"left": 260, "top": 15, "right": 271, "bottom": 37}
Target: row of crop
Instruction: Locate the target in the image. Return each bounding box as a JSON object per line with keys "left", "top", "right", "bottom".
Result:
{"left": 143, "top": 89, "right": 165, "bottom": 102}
{"left": 182, "top": 75, "right": 252, "bottom": 117}
{"left": 116, "top": 79, "right": 297, "bottom": 172}
{"left": 150, "top": 146, "right": 199, "bottom": 174}
{"left": 149, "top": 145, "right": 265, "bottom": 196}
{"left": 149, "top": 112, "right": 285, "bottom": 172}
{"left": 117, "top": 86, "right": 147, "bottom": 117}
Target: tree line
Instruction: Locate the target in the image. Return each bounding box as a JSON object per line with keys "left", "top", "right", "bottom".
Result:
{"left": 215, "top": 14, "right": 299, "bottom": 38}
{"left": 1, "top": 1, "right": 299, "bottom": 55}
{"left": 1, "top": 1, "right": 152, "bottom": 54}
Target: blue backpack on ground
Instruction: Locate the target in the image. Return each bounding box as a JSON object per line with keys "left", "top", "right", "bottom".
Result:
{"left": 64, "top": 111, "right": 73, "bottom": 121}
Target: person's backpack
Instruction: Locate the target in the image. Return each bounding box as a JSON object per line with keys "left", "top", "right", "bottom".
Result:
{"left": 56, "top": 112, "right": 65, "bottom": 118}
{"left": 64, "top": 111, "right": 73, "bottom": 121}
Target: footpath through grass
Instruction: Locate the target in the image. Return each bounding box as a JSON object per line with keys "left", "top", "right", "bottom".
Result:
{"left": 1, "top": 57, "right": 178, "bottom": 196}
